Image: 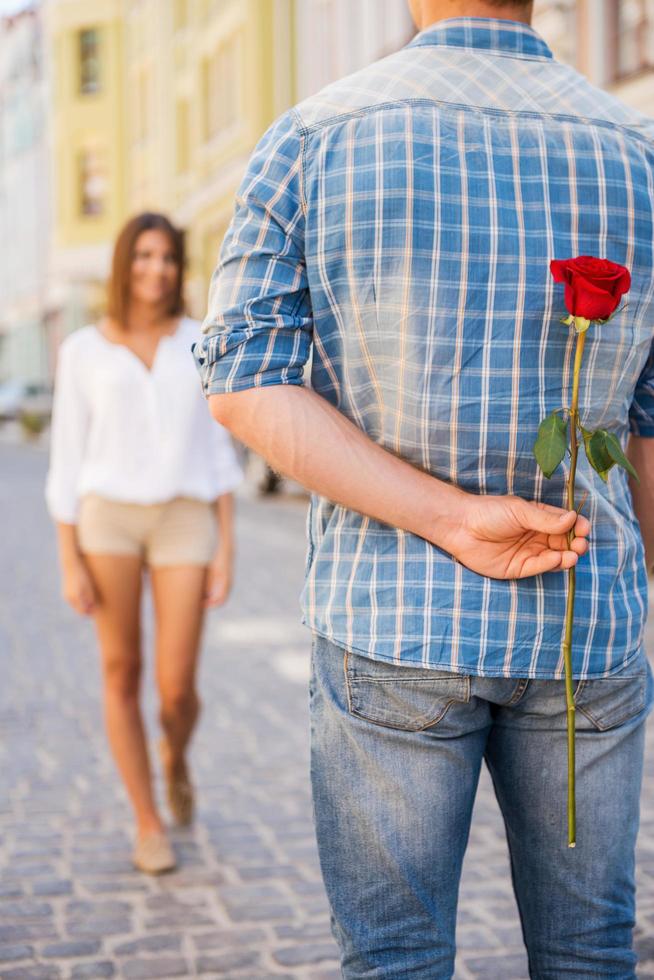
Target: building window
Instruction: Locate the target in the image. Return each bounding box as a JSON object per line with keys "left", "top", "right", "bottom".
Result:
{"left": 79, "top": 28, "right": 101, "bottom": 95}
{"left": 79, "top": 148, "right": 108, "bottom": 216}
{"left": 203, "top": 35, "right": 241, "bottom": 141}
{"left": 176, "top": 99, "right": 190, "bottom": 173}
{"left": 614, "top": 0, "right": 654, "bottom": 78}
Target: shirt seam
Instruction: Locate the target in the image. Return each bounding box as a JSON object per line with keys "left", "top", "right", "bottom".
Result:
{"left": 409, "top": 43, "right": 552, "bottom": 64}
{"left": 295, "top": 97, "right": 654, "bottom": 151}
{"left": 290, "top": 107, "right": 309, "bottom": 218}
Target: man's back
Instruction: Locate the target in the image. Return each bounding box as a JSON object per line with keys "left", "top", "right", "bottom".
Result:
{"left": 201, "top": 18, "right": 654, "bottom": 678}
{"left": 194, "top": 14, "right": 654, "bottom": 976}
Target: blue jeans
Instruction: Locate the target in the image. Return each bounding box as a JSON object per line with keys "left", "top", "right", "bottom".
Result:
{"left": 309, "top": 634, "right": 653, "bottom": 979}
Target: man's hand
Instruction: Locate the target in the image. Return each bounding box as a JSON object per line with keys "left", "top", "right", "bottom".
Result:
{"left": 441, "top": 495, "right": 590, "bottom": 580}
{"left": 209, "top": 385, "right": 591, "bottom": 581}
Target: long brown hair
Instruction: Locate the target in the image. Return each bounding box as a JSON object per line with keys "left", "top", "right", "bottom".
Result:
{"left": 107, "top": 212, "right": 186, "bottom": 328}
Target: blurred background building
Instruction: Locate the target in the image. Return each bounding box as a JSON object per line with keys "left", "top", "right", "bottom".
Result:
{"left": 44, "top": 0, "right": 295, "bottom": 352}
{"left": 0, "top": 0, "right": 652, "bottom": 389}
{"left": 0, "top": 4, "right": 49, "bottom": 384}
{"left": 532, "top": 0, "right": 653, "bottom": 111}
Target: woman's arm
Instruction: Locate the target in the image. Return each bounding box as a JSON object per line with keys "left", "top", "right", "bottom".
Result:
{"left": 55, "top": 521, "right": 97, "bottom": 615}
{"left": 215, "top": 492, "right": 234, "bottom": 560}
{"left": 46, "top": 337, "right": 97, "bottom": 615}
{"left": 55, "top": 521, "right": 84, "bottom": 571}
{"left": 204, "top": 493, "right": 235, "bottom": 608}
{"left": 45, "top": 338, "right": 90, "bottom": 525}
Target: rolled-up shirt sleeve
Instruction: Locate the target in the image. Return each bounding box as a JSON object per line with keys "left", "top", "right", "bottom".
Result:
{"left": 192, "top": 110, "right": 312, "bottom": 396}
{"left": 45, "top": 337, "right": 90, "bottom": 523}
{"left": 629, "top": 338, "right": 654, "bottom": 437}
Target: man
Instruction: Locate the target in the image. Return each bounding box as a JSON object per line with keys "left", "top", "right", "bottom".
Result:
{"left": 193, "top": 0, "right": 654, "bottom": 975}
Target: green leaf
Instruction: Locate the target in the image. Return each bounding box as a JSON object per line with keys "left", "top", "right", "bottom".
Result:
{"left": 534, "top": 412, "right": 568, "bottom": 479}
{"left": 604, "top": 431, "right": 640, "bottom": 483}
{"left": 583, "top": 429, "right": 614, "bottom": 483}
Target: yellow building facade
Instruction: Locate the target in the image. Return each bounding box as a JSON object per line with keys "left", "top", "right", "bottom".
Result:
{"left": 48, "top": 0, "right": 125, "bottom": 248}
{"left": 46, "top": 0, "right": 295, "bottom": 342}
{"left": 122, "top": 0, "right": 295, "bottom": 316}
{"left": 45, "top": 0, "right": 125, "bottom": 343}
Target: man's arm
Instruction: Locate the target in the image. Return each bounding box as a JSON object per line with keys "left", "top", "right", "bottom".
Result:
{"left": 627, "top": 435, "right": 654, "bottom": 573}
{"left": 209, "top": 384, "right": 589, "bottom": 581}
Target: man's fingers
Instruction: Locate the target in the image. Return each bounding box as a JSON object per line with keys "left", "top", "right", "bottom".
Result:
{"left": 520, "top": 549, "right": 579, "bottom": 577}
{"left": 546, "top": 533, "right": 589, "bottom": 555}
{"left": 558, "top": 550, "right": 581, "bottom": 569}
{"left": 521, "top": 501, "right": 590, "bottom": 538}
{"left": 520, "top": 550, "right": 563, "bottom": 576}
{"left": 573, "top": 513, "right": 591, "bottom": 537}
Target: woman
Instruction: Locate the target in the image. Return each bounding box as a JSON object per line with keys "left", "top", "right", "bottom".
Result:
{"left": 45, "top": 213, "right": 242, "bottom": 874}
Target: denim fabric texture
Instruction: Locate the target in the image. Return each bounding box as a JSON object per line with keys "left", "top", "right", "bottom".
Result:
{"left": 193, "top": 18, "right": 654, "bottom": 678}
{"left": 310, "top": 632, "right": 653, "bottom": 979}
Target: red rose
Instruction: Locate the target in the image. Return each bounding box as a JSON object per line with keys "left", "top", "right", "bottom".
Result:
{"left": 550, "top": 256, "right": 631, "bottom": 321}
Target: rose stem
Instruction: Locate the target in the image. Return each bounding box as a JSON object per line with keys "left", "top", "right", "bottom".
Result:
{"left": 562, "top": 327, "right": 586, "bottom": 848}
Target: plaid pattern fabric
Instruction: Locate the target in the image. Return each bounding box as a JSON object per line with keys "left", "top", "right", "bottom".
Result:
{"left": 193, "top": 18, "right": 654, "bottom": 678}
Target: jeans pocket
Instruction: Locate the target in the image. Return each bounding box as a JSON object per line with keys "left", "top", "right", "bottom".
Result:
{"left": 574, "top": 663, "right": 649, "bottom": 732}
{"left": 344, "top": 650, "right": 470, "bottom": 732}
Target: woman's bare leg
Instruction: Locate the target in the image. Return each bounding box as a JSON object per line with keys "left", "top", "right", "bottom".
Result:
{"left": 150, "top": 565, "right": 207, "bottom": 774}
{"left": 84, "top": 552, "right": 164, "bottom": 837}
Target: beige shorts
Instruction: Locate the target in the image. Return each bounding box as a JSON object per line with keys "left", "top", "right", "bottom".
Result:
{"left": 77, "top": 494, "right": 218, "bottom": 567}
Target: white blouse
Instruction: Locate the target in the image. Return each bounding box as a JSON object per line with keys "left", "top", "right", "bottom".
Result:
{"left": 45, "top": 317, "right": 243, "bottom": 523}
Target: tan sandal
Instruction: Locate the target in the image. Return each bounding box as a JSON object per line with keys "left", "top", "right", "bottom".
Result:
{"left": 159, "top": 738, "right": 194, "bottom": 827}
{"left": 133, "top": 832, "right": 176, "bottom": 875}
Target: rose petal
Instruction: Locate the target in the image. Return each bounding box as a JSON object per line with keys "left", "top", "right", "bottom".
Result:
{"left": 566, "top": 274, "right": 620, "bottom": 320}
{"left": 550, "top": 259, "right": 571, "bottom": 284}
{"left": 614, "top": 266, "right": 631, "bottom": 294}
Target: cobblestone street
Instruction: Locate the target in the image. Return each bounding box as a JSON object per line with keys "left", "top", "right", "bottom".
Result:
{"left": 1, "top": 439, "right": 653, "bottom": 980}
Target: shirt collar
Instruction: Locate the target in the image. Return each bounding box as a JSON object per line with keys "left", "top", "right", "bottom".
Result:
{"left": 407, "top": 17, "right": 554, "bottom": 62}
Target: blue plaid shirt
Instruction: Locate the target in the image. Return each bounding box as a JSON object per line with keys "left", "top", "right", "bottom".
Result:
{"left": 194, "top": 18, "right": 654, "bottom": 678}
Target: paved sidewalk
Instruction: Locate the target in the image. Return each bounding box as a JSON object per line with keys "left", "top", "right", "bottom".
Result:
{"left": 0, "top": 440, "right": 652, "bottom": 980}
